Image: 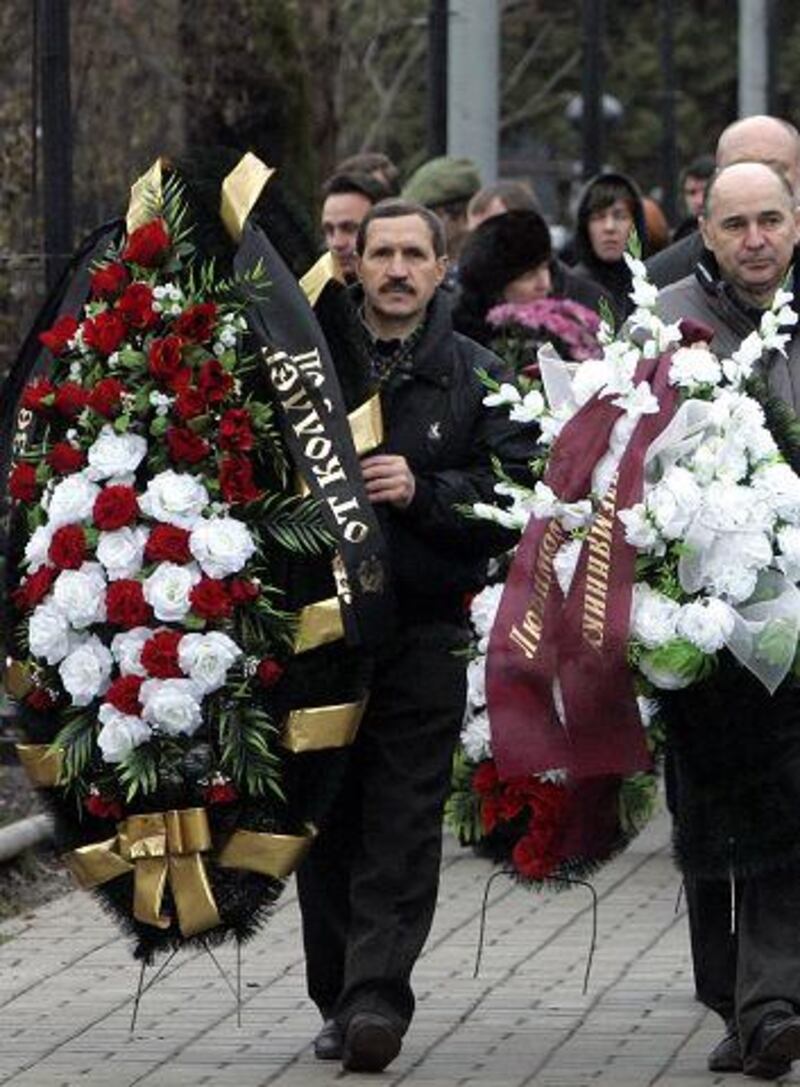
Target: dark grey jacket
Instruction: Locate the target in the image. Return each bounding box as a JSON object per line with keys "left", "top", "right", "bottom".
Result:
{"left": 645, "top": 230, "right": 707, "bottom": 289}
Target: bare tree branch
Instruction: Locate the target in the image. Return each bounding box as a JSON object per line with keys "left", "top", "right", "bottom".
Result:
{"left": 500, "top": 49, "right": 580, "bottom": 134}
{"left": 360, "top": 31, "right": 426, "bottom": 152}
{"left": 503, "top": 21, "right": 552, "bottom": 97}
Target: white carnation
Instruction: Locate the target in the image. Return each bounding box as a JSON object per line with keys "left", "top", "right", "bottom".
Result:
{"left": 111, "top": 627, "right": 153, "bottom": 677}
{"left": 470, "top": 583, "right": 504, "bottom": 648}
{"left": 140, "top": 678, "right": 204, "bottom": 737}
{"left": 47, "top": 474, "right": 100, "bottom": 529}
{"left": 178, "top": 631, "right": 242, "bottom": 694}
{"left": 139, "top": 470, "right": 209, "bottom": 529}
{"left": 645, "top": 466, "right": 701, "bottom": 539}
{"left": 752, "top": 462, "right": 800, "bottom": 524}
{"left": 97, "top": 703, "right": 151, "bottom": 764}
{"left": 96, "top": 526, "right": 148, "bottom": 581}
{"left": 676, "top": 597, "right": 735, "bottom": 654}
{"left": 465, "top": 656, "right": 486, "bottom": 711}
{"left": 668, "top": 346, "right": 722, "bottom": 388}
{"left": 52, "top": 563, "right": 107, "bottom": 629}
{"left": 85, "top": 426, "right": 148, "bottom": 482}
{"left": 461, "top": 709, "right": 492, "bottom": 763}
{"left": 630, "top": 584, "right": 680, "bottom": 648}
{"left": 58, "top": 635, "right": 113, "bottom": 706}
{"left": 777, "top": 524, "right": 800, "bottom": 581}
{"left": 143, "top": 562, "right": 201, "bottom": 622}
{"left": 189, "top": 517, "right": 257, "bottom": 579}
{"left": 618, "top": 503, "right": 663, "bottom": 554}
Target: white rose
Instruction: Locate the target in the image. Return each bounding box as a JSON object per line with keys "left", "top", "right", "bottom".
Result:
{"left": 86, "top": 426, "right": 148, "bottom": 482}
{"left": 139, "top": 470, "right": 209, "bottom": 529}
{"left": 29, "top": 601, "right": 75, "bottom": 664}
{"left": 668, "top": 346, "right": 722, "bottom": 389}
{"left": 47, "top": 474, "right": 100, "bottom": 529}
{"left": 630, "top": 584, "right": 681, "bottom": 648}
{"left": 97, "top": 703, "right": 151, "bottom": 764}
{"left": 96, "top": 526, "right": 148, "bottom": 581}
{"left": 645, "top": 466, "right": 701, "bottom": 539}
{"left": 140, "top": 678, "right": 204, "bottom": 737}
{"left": 111, "top": 627, "right": 153, "bottom": 676}
{"left": 52, "top": 563, "right": 107, "bottom": 629}
{"left": 189, "top": 517, "right": 257, "bottom": 579}
{"left": 178, "top": 631, "right": 242, "bottom": 694}
{"left": 677, "top": 597, "right": 735, "bottom": 654}
{"left": 58, "top": 635, "right": 113, "bottom": 706}
{"left": 143, "top": 562, "right": 201, "bottom": 622}
{"left": 24, "top": 524, "right": 54, "bottom": 571}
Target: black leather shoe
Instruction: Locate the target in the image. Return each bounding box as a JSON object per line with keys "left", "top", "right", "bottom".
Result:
{"left": 744, "top": 1014, "right": 800, "bottom": 1080}
{"left": 708, "top": 1025, "right": 743, "bottom": 1073}
{"left": 342, "top": 1012, "right": 402, "bottom": 1073}
{"left": 313, "top": 1018, "right": 344, "bottom": 1061}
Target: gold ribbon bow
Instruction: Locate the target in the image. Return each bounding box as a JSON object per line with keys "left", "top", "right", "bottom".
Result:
{"left": 65, "top": 808, "right": 220, "bottom": 938}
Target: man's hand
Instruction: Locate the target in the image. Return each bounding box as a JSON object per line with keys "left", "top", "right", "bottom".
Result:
{"left": 361, "top": 454, "right": 416, "bottom": 509}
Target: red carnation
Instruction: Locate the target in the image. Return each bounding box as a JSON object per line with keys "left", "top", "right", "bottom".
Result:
{"left": 148, "top": 335, "right": 184, "bottom": 386}
{"left": 190, "top": 577, "right": 233, "bottom": 620}
{"left": 117, "top": 282, "right": 158, "bottom": 330}
{"left": 93, "top": 485, "right": 139, "bottom": 530}
{"left": 141, "top": 629, "right": 183, "bottom": 678}
{"left": 48, "top": 524, "right": 87, "bottom": 570}
{"left": 39, "top": 314, "right": 79, "bottom": 356}
{"left": 8, "top": 462, "right": 38, "bottom": 502}
{"left": 53, "top": 381, "right": 89, "bottom": 418}
{"left": 257, "top": 658, "right": 285, "bottom": 689}
{"left": 47, "top": 441, "right": 86, "bottom": 475}
{"left": 472, "top": 760, "right": 500, "bottom": 795}
{"left": 144, "top": 524, "right": 192, "bottom": 565}
{"left": 166, "top": 426, "right": 210, "bottom": 465}
{"left": 197, "top": 358, "right": 233, "bottom": 404}
{"left": 90, "top": 262, "right": 129, "bottom": 300}
{"left": 174, "top": 302, "right": 217, "bottom": 344}
{"left": 511, "top": 832, "right": 559, "bottom": 882}
{"left": 21, "top": 377, "right": 55, "bottom": 413}
{"left": 12, "top": 565, "right": 57, "bottom": 611}
{"left": 83, "top": 310, "right": 128, "bottom": 357}
{"left": 219, "top": 455, "right": 261, "bottom": 505}
{"left": 84, "top": 793, "right": 123, "bottom": 821}
{"left": 219, "top": 408, "right": 254, "bottom": 452}
{"left": 88, "top": 377, "right": 125, "bottom": 418}
{"left": 122, "top": 218, "right": 171, "bottom": 267}
{"left": 204, "top": 780, "right": 239, "bottom": 805}
{"left": 229, "top": 578, "right": 260, "bottom": 605}
{"left": 26, "top": 686, "right": 58, "bottom": 712}
{"left": 105, "top": 674, "right": 144, "bottom": 715}
{"left": 174, "top": 386, "right": 206, "bottom": 421}
{"left": 106, "top": 579, "right": 152, "bottom": 628}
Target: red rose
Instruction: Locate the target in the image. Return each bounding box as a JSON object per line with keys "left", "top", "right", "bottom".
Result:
{"left": 26, "top": 686, "right": 57, "bottom": 712}
{"left": 219, "top": 408, "right": 254, "bottom": 452}
{"left": 21, "top": 377, "right": 55, "bottom": 412}
{"left": 197, "top": 358, "right": 233, "bottom": 404}
{"left": 8, "top": 462, "right": 38, "bottom": 502}
{"left": 256, "top": 658, "right": 284, "bottom": 689}
{"left": 53, "top": 381, "right": 89, "bottom": 418}
{"left": 39, "top": 314, "right": 79, "bottom": 356}
{"left": 229, "top": 578, "right": 260, "bottom": 605}
{"left": 166, "top": 426, "right": 210, "bottom": 465}
{"left": 47, "top": 441, "right": 86, "bottom": 475}
{"left": 174, "top": 302, "right": 217, "bottom": 343}
{"left": 84, "top": 793, "right": 123, "bottom": 821}
{"left": 93, "top": 485, "right": 139, "bottom": 530}
{"left": 105, "top": 674, "right": 144, "bottom": 715}
{"left": 106, "top": 579, "right": 152, "bottom": 628}
{"left": 12, "top": 565, "right": 57, "bottom": 611}
{"left": 90, "top": 262, "right": 129, "bottom": 300}
{"left": 117, "top": 282, "right": 158, "bottom": 330}
{"left": 219, "top": 455, "right": 261, "bottom": 504}
{"left": 88, "top": 377, "right": 125, "bottom": 418}
{"left": 148, "top": 335, "right": 184, "bottom": 386}
{"left": 48, "top": 524, "right": 87, "bottom": 570}
{"left": 144, "top": 524, "right": 192, "bottom": 565}
{"left": 141, "top": 630, "right": 183, "bottom": 678}
{"left": 204, "top": 780, "right": 239, "bottom": 805}
{"left": 190, "top": 577, "right": 233, "bottom": 620}
{"left": 83, "top": 310, "right": 128, "bottom": 357}
{"left": 122, "top": 218, "right": 171, "bottom": 266}
{"left": 174, "top": 386, "right": 206, "bottom": 421}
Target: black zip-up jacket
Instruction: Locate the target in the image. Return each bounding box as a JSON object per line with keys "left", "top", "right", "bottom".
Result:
{"left": 362, "top": 288, "right": 537, "bottom": 625}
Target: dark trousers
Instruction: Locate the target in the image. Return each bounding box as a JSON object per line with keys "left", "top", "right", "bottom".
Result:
{"left": 296, "top": 622, "right": 467, "bottom": 1034}
{"left": 685, "top": 870, "right": 800, "bottom": 1054}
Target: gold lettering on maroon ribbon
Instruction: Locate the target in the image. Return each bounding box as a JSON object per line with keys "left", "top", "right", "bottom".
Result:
{"left": 509, "top": 520, "right": 566, "bottom": 660}
{"left": 582, "top": 482, "right": 617, "bottom": 650}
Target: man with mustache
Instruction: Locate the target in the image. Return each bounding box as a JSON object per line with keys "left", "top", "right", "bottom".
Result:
{"left": 295, "top": 200, "right": 535, "bottom": 1073}
{"left": 657, "top": 161, "right": 800, "bottom": 1080}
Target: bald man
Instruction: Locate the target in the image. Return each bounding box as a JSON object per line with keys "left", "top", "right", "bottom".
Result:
{"left": 647, "top": 114, "right": 800, "bottom": 288}
{"left": 658, "top": 162, "right": 800, "bottom": 1079}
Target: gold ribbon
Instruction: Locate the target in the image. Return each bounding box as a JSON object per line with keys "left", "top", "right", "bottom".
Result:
{"left": 293, "top": 597, "right": 345, "bottom": 654}
{"left": 282, "top": 699, "right": 367, "bottom": 753}
{"left": 217, "top": 825, "right": 316, "bottom": 879}
{"left": 5, "top": 658, "right": 33, "bottom": 700}
{"left": 15, "top": 744, "right": 62, "bottom": 787}
{"left": 297, "top": 393, "right": 384, "bottom": 497}
{"left": 126, "top": 158, "right": 166, "bottom": 235}
{"left": 299, "top": 250, "right": 342, "bottom": 307}
{"left": 220, "top": 152, "right": 275, "bottom": 243}
{"left": 64, "top": 808, "right": 220, "bottom": 938}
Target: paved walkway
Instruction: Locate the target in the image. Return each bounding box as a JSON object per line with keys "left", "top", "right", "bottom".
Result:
{"left": 1, "top": 808, "right": 794, "bottom": 1086}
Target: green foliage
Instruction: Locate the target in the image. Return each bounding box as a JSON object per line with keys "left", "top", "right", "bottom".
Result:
{"left": 118, "top": 745, "right": 160, "bottom": 802}
{"left": 256, "top": 493, "right": 333, "bottom": 555}
{"left": 54, "top": 712, "right": 96, "bottom": 785}
{"left": 618, "top": 772, "right": 659, "bottom": 837}
{"left": 219, "top": 704, "right": 283, "bottom": 798}
{"left": 444, "top": 749, "right": 484, "bottom": 846}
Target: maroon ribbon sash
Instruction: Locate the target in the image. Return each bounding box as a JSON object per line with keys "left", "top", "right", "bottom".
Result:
{"left": 487, "top": 353, "right": 678, "bottom": 780}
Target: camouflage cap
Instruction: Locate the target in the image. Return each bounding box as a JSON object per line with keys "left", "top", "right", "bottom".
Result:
{"left": 401, "top": 156, "right": 482, "bottom": 208}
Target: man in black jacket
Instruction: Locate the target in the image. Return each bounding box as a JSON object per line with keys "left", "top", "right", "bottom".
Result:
{"left": 296, "top": 200, "right": 536, "bottom": 1073}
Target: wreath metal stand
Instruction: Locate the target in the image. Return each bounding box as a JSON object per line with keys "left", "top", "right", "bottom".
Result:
{"left": 473, "top": 869, "right": 599, "bottom": 994}
{"left": 129, "top": 938, "right": 244, "bottom": 1033}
